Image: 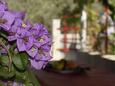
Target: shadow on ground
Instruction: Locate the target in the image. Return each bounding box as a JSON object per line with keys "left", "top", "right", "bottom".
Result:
{"left": 64, "top": 43, "right": 115, "bottom": 73}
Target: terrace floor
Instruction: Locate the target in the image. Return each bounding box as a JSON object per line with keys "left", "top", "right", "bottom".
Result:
{"left": 35, "top": 49, "right": 115, "bottom": 86}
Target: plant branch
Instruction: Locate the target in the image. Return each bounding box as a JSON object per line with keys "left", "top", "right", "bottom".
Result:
{"left": 0, "top": 38, "right": 12, "bottom": 72}
{"left": 0, "top": 32, "right": 7, "bottom": 40}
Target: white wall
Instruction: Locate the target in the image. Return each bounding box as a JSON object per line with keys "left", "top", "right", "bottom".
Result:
{"left": 52, "top": 19, "right": 64, "bottom": 60}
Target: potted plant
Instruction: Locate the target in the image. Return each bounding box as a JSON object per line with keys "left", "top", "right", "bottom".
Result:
{"left": 0, "top": 1, "right": 52, "bottom": 86}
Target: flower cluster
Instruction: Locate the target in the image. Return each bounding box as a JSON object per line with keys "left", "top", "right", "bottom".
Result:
{"left": 0, "top": 0, "right": 52, "bottom": 70}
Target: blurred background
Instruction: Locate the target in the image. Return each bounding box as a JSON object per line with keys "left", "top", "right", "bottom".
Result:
{"left": 7, "top": 0, "right": 115, "bottom": 61}
{"left": 6, "top": 0, "right": 115, "bottom": 86}
{"left": 8, "top": 0, "right": 82, "bottom": 33}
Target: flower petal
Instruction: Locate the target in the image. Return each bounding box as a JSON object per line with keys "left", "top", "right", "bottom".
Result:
{"left": 8, "top": 35, "right": 17, "bottom": 41}
{"left": 17, "top": 39, "right": 26, "bottom": 51}
{"left": 30, "top": 60, "right": 47, "bottom": 70}
{"left": 27, "top": 47, "right": 38, "bottom": 58}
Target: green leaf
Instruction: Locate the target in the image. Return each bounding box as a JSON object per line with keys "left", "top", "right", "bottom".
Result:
{"left": 109, "top": 0, "right": 115, "bottom": 7}
{"left": 27, "top": 68, "right": 41, "bottom": 86}
{"left": 9, "top": 43, "right": 17, "bottom": 55}
{"left": 0, "top": 83, "right": 4, "bottom": 86}
{"left": 15, "top": 70, "right": 27, "bottom": 82}
{"left": 13, "top": 53, "right": 28, "bottom": 71}
{"left": 0, "top": 67, "right": 15, "bottom": 80}
{"left": 24, "top": 81, "right": 34, "bottom": 86}
{"left": 0, "top": 56, "right": 9, "bottom": 66}
{"left": 0, "top": 31, "right": 7, "bottom": 40}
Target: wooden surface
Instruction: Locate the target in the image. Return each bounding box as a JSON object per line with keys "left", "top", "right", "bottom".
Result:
{"left": 35, "top": 51, "right": 115, "bottom": 86}
{"left": 35, "top": 69, "right": 115, "bottom": 86}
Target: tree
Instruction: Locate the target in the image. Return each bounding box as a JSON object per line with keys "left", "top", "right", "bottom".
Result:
{"left": 7, "top": 0, "right": 81, "bottom": 32}
{"left": 108, "top": 0, "right": 115, "bottom": 20}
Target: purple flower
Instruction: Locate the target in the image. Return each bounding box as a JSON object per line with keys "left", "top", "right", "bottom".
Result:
{"left": 0, "top": 0, "right": 52, "bottom": 84}
{"left": 26, "top": 36, "right": 51, "bottom": 58}
{"left": 14, "top": 18, "right": 23, "bottom": 27}
{"left": 34, "top": 35, "right": 51, "bottom": 48}
{"left": 26, "top": 23, "right": 52, "bottom": 70}
{"left": 26, "top": 46, "right": 38, "bottom": 58}
{"left": 13, "top": 11, "right": 26, "bottom": 19}
{"left": 0, "top": 0, "right": 7, "bottom": 5}
{"left": 0, "top": 11, "right": 15, "bottom": 31}
{"left": 34, "top": 50, "right": 51, "bottom": 61}
{"left": 0, "top": 44, "right": 10, "bottom": 55}
{"left": 27, "top": 36, "right": 52, "bottom": 70}
{"left": 30, "top": 23, "right": 48, "bottom": 36}
{"left": 0, "top": 48, "right": 7, "bottom": 55}
{"left": 30, "top": 60, "right": 48, "bottom": 70}
{"left": 34, "top": 44, "right": 52, "bottom": 61}
{"left": 41, "top": 41, "right": 52, "bottom": 52}
{"left": 0, "top": 4, "right": 8, "bottom": 11}
{"left": 28, "top": 42, "right": 52, "bottom": 70}
{"left": 12, "top": 82, "right": 23, "bottom": 86}
{"left": 29, "top": 24, "right": 51, "bottom": 48}
{"left": 21, "top": 20, "right": 31, "bottom": 30}
{"left": 0, "top": 0, "right": 8, "bottom": 11}
{"left": 16, "top": 29, "right": 33, "bottom": 51}
{"left": 8, "top": 19, "right": 23, "bottom": 41}
{"left": 8, "top": 19, "right": 31, "bottom": 41}
{"left": 12, "top": 82, "right": 17, "bottom": 86}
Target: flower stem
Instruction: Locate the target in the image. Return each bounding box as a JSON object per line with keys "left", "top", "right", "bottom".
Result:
{"left": 0, "top": 38, "right": 12, "bottom": 72}
{"left": 27, "top": 67, "right": 41, "bottom": 86}
{"left": 0, "top": 32, "right": 7, "bottom": 40}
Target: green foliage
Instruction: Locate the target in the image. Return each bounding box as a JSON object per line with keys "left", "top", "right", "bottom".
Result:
{"left": 0, "top": 56, "right": 9, "bottom": 67}
{"left": 27, "top": 68, "right": 41, "bottom": 86}
{"left": 0, "top": 67, "right": 15, "bottom": 80}
{"left": 0, "top": 83, "right": 4, "bottom": 86}
{"left": 14, "top": 69, "right": 27, "bottom": 82}
{"left": 0, "top": 32, "right": 39, "bottom": 85}
{"left": 13, "top": 53, "right": 28, "bottom": 71}
{"left": 0, "top": 1, "right": 47, "bottom": 85}
{"left": 109, "top": 0, "right": 115, "bottom": 7}
{"left": 108, "top": 0, "right": 115, "bottom": 20}
{"left": 7, "top": 0, "right": 81, "bottom": 32}
{"left": 24, "top": 81, "right": 34, "bottom": 86}
{"left": 86, "top": 0, "right": 102, "bottom": 36}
